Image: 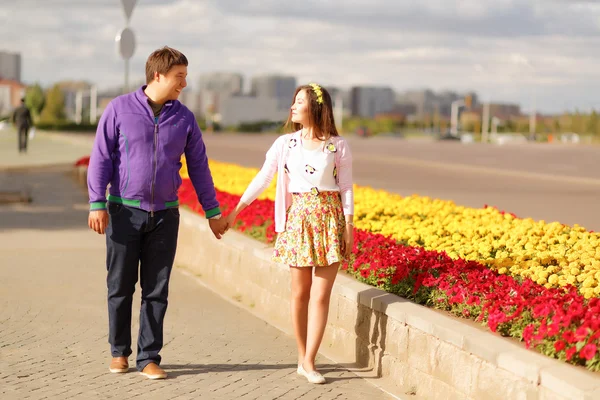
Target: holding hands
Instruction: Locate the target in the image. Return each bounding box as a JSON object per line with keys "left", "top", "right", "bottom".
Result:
{"left": 209, "top": 216, "right": 229, "bottom": 240}
{"left": 223, "top": 213, "right": 235, "bottom": 231}
{"left": 214, "top": 202, "right": 246, "bottom": 240}
{"left": 209, "top": 202, "right": 245, "bottom": 239}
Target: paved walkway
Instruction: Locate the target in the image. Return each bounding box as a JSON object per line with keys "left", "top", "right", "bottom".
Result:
{"left": 0, "top": 130, "right": 396, "bottom": 399}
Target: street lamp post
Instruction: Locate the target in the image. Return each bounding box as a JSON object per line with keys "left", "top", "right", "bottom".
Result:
{"left": 481, "top": 103, "right": 490, "bottom": 143}
{"left": 510, "top": 54, "right": 536, "bottom": 140}
{"left": 116, "top": 0, "right": 137, "bottom": 94}
{"left": 491, "top": 117, "right": 501, "bottom": 134}
{"left": 473, "top": 64, "right": 491, "bottom": 143}
{"left": 450, "top": 99, "right": 465, "bottom": 135}
{"left": 74, "top": 86, "right": 99, "bottom": 125}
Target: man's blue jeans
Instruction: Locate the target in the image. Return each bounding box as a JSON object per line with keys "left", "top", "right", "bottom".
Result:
{"left": 105, "top": 203, "right": 180, "bottom": 371}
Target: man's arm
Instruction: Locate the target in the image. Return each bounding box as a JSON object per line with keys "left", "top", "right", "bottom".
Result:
{"left": 185, "top": 118, "right": 229, "bottom": 239}
{"left": 87, "top": 102, "right": 118, "bottom": 211}
{"left": 184, "top": 118, "right": 220, "bottom": 218}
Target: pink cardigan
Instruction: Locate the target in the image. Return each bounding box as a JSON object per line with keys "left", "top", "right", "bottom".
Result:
{"left": 240, "top": 130, "right": 354, "bottom": 233}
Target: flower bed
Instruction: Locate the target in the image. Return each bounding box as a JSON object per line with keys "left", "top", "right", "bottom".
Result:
{"left": 196, "top": 160, "right": 600, "bottom": 299}
{"left": 77, "top": 155, "right": 600, "bottom": 371}
{"left": 177, "top": 179, "right": 600, "bottom": 371}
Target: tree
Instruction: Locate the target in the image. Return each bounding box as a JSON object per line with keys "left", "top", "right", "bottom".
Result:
{"left": 553, "top": 118, "right": 560, "bottom": 132}
{"left": 588, "top": 110, "right": 598, "bottom": 135}
{"left": 515, "top": 118, "right": 529, "bottom": 133}
{"left": 473, "top": 120, "right": 481, "bottom": 135}
{"left": 39, "top": 84, "right": 65, "bottom": 123}
{"left": 571, "top": 111, "right": 584, "bottom": 133}
{"left": 25, "top": 83, "right": 45, "bottom": 121}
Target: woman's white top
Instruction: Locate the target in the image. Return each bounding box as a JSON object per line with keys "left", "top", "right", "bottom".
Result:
{"left": 286, "top": 138, "right": 339, "bottom": 193}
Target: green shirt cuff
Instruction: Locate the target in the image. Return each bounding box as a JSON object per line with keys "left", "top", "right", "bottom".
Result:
{"left": 90, "top": 202, "right": 107, "bottom": 211}
{"left": 205, "top": 207, "right": 221, "bottom": 219}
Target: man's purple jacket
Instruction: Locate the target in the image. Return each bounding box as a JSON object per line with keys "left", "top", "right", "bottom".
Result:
{"left": 87, "top": 86, "right": 221, "bottom": 218}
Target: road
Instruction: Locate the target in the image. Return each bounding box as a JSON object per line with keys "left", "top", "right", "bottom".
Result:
{"left": 202, "top": 133, "right": 600, "bottom": 231}
{"left": 10, "top": 129, "right": 599, "bottom": 231}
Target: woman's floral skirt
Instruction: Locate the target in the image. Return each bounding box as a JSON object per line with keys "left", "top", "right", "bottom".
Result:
{"left": 273, "top": 191, "right": 345, "bottom": 267}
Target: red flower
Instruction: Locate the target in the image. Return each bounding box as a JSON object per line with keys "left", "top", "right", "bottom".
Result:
{"left": 576, "top": 326, "right": 590, "bottom": 341}
{"left": 580, "top": 344, "right": 597, "bottom": 361}
{"left": 554, "top": 340, "right": 566, "bottom": 352}
{"left": 589, "top": 330, "right": 600, "bottom": 342}
{"left": 566, "top": 346, "right": 577, "bottom": 361}
{"left": 562, "top": 331, "right": 576, "bottom": 344}
{"left": 74, "top": 156, "right": 90, "bottom": 167}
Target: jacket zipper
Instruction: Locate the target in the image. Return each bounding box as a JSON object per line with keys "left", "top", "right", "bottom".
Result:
{"left": 150, "top": 120, "right": 158, "bottom": 217}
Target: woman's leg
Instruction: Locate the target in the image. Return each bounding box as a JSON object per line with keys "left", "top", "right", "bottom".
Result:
{"left": 303, "top": 262, "right": 339, "bottom": 372}
{"left": 290, "top": 266, "right": 313, "bottom": 365}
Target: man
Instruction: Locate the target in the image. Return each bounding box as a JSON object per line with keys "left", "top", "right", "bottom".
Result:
{"left": 87, "top": 46, "right": 228, "bottom": 380}
{"left": 11, "top": 98, "right": 32, "bottom": 153}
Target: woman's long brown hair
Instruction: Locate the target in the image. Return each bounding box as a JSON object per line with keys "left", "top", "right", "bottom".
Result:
{"left": 284, "top": 84, "right": 339, "bottom": 141}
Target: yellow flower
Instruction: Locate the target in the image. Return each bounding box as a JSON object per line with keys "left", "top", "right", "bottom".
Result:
{"left": 181, "top": 157, "right": 600, "bottom": 297}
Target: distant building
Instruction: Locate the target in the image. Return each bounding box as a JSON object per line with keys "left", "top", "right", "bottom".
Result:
{"left": 398, "top": 89, "right": 437, "bottom": 117}
{"left": 350, "top": 86, "right": 395, "bottom": 118}
{"left": 196, "top": 72, "right": 244, "bottom": 117}
{"left": 0, "top": 79, "right": 25, "bottom": 117}
{"left": 56, "top": 81, "right": 93, "bottom": 122}
{"left": 324, "top": 86, "right": 350, "bottom": 113}
{"left": 0, "top": 51, "right": 21, "bottom": 82}
{"left": 396, "top": 89, "right": 479, "bottom": 119}
{"left": 179, "top": 90, "right": 202, "bottom": 117}
{"left": 250, "top": 75, "right": 296, "bottom": 109}
{"left": 198, "top": 72, "right": 243, "bottom": 95}
{"left": 219, "top": 95, "right": 289, "bottom": 127}
{"left": 390, "top": 103, "right": 418, "bottom": 117}
{"left": 487, "top": 103, "right": 521, "bottom": 119}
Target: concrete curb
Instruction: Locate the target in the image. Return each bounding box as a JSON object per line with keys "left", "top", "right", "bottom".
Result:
{"left": 175, "top": 208, "right": 600, "bottom": 400}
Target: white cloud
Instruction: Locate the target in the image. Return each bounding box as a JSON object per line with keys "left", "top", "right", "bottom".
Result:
{"left": 0, "top": 0, "right": 599, "bottom": 113}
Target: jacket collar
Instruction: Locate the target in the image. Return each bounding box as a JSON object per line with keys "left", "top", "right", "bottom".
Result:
{"left": 135, "top": 85, "right": 176, "bottom": 120}
{"left": 134, "top": 85, "right": 175, "bottom": 107}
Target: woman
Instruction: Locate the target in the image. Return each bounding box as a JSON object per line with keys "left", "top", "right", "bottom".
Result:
{"left": 225, "top": 83, "right": 354, "bottom": 384}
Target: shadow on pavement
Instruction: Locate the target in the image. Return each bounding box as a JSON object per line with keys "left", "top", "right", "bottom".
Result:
{"left": 162, "top": 362, "right": 367, "bottom": 381}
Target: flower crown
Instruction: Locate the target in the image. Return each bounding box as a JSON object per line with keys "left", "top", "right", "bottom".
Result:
{"left": 309, "top": 83, "right": 324, "bottom": 105}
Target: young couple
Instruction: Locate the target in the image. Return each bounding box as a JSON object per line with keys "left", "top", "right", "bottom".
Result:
{"left": 87, "top": 46, "right": 354, "bottom": 384}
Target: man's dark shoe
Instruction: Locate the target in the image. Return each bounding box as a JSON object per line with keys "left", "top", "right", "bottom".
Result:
{"left": 109, "top": 356, "right": 129, "bottom": 373}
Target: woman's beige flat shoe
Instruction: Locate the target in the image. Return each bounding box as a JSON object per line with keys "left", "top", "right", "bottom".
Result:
{"left": 297, "top": 364, "right": 326, "bottom": 384}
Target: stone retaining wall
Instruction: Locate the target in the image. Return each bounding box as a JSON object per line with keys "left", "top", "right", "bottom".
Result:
{"left": 175, "top": 208, "right": 600, "bottom": 400}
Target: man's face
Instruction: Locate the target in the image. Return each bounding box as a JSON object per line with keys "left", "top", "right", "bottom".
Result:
{"left": 156, "top": 64, "right": 187, "bottom": 101}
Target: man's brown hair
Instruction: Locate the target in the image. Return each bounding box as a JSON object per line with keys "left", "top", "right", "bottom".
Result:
{"left": 145, "top": 46, "right": 188, "bottom": 84}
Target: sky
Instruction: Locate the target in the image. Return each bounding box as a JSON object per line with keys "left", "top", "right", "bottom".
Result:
{"left": 1, "top": 0, "right": 600, "bottom": 113}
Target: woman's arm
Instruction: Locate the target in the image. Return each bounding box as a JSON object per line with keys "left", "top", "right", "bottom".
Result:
{"left": 337, "top": 139, "right": 354, "bottom": 221}
{"left": 226, "top": 136, "right": 283, "bottom": 223}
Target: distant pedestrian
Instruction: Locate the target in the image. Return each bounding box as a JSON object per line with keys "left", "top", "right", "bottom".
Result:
{"left": 11, "top": 98, "right": 32, "bottom": 153}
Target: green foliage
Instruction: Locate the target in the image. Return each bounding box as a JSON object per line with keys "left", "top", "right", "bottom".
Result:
{"left": 25, "top": 83, "right": 45, "bottom": 120}
{"left": 236, "top": 120, "right": 284, "bottom": 133}
{"left": 36, "top": 121, "right": 97, "bottom": 132}
{"left": 39, "top": 84, "right": 66, "bottom": 123}
{"left": 342, "top": 117, "right": 401, "bottom": 136}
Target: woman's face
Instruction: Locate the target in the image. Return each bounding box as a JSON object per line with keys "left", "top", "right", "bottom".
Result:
{"left": 290, "top": 89, "right": 310, "bottom": 126}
